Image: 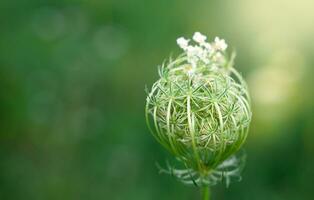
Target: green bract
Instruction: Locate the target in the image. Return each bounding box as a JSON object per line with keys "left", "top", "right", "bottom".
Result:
{"left": 145, "top": 33, "right": 252, "bottom": 187}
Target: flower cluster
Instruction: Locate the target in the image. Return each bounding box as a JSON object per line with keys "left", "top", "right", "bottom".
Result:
{"left": 176, "top": 32, "right": 228, "bottom": 75}
{"left": 146, "top": 32, "right": 251, "bottom": 188}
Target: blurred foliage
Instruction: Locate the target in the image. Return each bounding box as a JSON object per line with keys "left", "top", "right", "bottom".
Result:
{"left": 0, "top": 0, "right": 314, "bottom": 200}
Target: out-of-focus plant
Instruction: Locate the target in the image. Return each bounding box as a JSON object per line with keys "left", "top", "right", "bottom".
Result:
{"left": 145, "top": 32, "right": 252, "bottom": 199}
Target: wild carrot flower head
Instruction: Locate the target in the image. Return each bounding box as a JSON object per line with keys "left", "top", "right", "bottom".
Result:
{"left": 145, "top": 32, "right": 252, "bottom": 186}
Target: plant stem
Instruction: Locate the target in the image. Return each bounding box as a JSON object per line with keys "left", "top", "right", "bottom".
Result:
{"left": 202, "top": 186, "right": 210, "bottom": 200}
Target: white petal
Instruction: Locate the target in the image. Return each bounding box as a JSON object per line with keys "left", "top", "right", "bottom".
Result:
{"left": 193, "top": 32, "right": 207, "bottom": 44}
{"left": 214, "top": 37, "right": 228, "bottom": 51}
{"left": 176, "top": 37, "right": 189, "bottom": 50}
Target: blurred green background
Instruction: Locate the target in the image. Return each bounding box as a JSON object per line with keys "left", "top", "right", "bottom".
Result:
{"left": 1, "top": 0, "right": 314, "bottom": 199}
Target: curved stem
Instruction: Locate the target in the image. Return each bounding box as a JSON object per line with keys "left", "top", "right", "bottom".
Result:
{"left": 202, "top": 186, "right": 210, "bottom": 200}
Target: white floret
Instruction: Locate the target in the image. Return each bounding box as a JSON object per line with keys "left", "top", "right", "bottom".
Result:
{"left": 214, "top": 37, "right": 228, "bottom": 51}
{"left": 177, "top": 37, "right": 189, "bottom": 50}
{"left": 193, "top": 32, "right": 207, "bottom": 44}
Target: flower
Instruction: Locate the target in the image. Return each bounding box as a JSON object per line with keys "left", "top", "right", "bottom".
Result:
{"left": 214, "top": 37, "right": 228, "bottom": 51}
{"left": 177, "top": 37, "right": 189, "bottom": 50}
{"left": 186, "top": 45, "right": 196, "bottom": 54}
{"left": 186, "top": 45, "right": 202, "bottom": 57}
{"left": 176, "top": 33, "right": 228, "bottom": 68}
{"left": 146, "top": 32, "right": 252, "bottom": 189}
{"left": 193, "top": 32, "right": 207, "bottom": 44}
{"left": 203, "top": 42, "right": 212, "bottom": 51}
{"left": 186, "top": 45, "right": 204, "bottom": 67}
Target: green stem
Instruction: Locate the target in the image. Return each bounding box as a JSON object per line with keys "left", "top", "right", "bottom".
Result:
{"left": 202, "top": 186, "right": 210, "bottom": 200}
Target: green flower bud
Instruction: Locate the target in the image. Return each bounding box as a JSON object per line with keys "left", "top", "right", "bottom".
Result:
{"left": 145, "top": 33, "right": 252, "bottom": 187}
